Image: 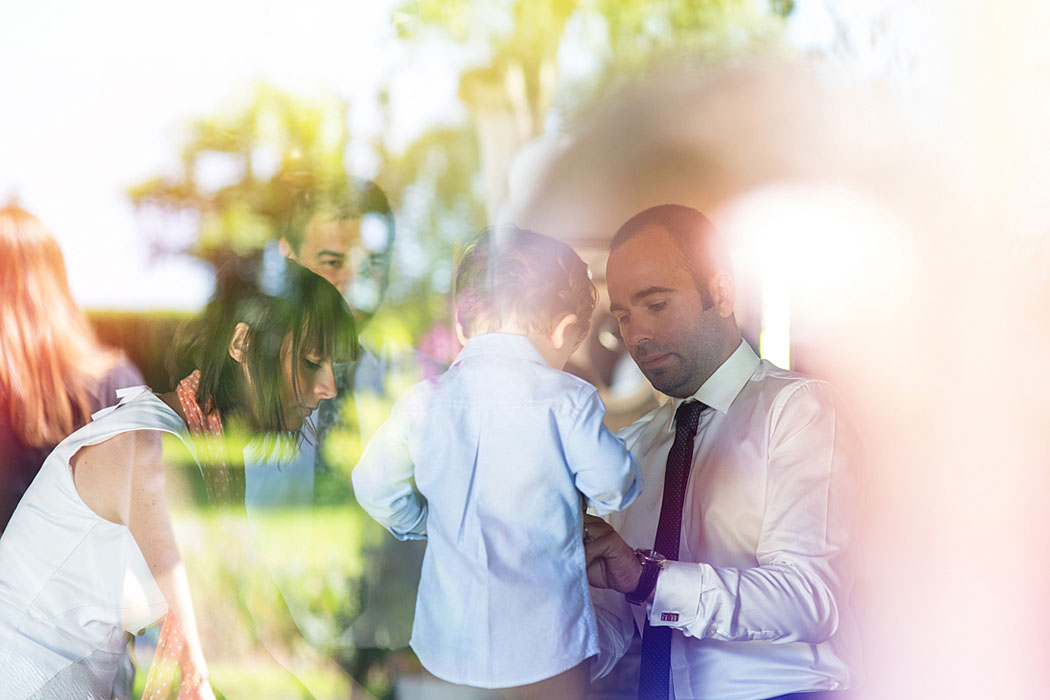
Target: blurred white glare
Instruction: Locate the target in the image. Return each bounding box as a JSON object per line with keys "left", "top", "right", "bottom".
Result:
{"left": 718, "top": 182, "right": 918, "bottom": 365}
{"left": 347, "top": 278, "right": 382, "bottom": 315}
{"left": 758, "top": 254, "right": 792, "bottom": 370}
{"left": 193, "top": 152, "right": 243, "bottom": 195}
{"left": 498, "top": 132, "right": 571, "bottom": 227}
{"left": 250, "top": 145, "right": 281, "bottom": 182}
{"left": 556, "top": 8, "right": 610, "bottom": 88}
{"left": 597, "top": 330, "right": 619, "bottom": 352}
{"left": 360, "top": 213, "right": 391, "bottom": 253}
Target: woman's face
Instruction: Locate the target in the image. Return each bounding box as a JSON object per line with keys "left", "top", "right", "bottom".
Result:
{"left": 278, "top": 334, "right": 338, "bottom": 431}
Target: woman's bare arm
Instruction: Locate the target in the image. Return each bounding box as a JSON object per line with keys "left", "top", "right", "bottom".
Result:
{"left": 72, "top": 430, "right": 214, "bottom": 696}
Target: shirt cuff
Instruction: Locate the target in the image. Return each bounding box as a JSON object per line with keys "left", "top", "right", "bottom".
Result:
{"left": 648, "top": 560, "right": 705, "bottom": 633}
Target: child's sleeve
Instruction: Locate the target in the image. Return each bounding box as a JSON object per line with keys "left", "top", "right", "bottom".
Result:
{"left": 351, "top": 392, "right": 427, "bottom": 540}
{"left": 564, "top": 386, "right": 642, "bottom": 515}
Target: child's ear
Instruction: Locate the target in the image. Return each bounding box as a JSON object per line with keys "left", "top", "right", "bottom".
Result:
{"left": 550, "top": 313, "right": 579, "bottom": 351}
{"left": 455, "top": 320, "right": 470, "bottom": 347}
{"left": 228, "top": 322, "right": 251, "bottom": 363}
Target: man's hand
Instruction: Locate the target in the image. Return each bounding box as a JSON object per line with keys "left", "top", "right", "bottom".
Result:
{"left": 584, "top": 514, "right": 643, "bottom": 594}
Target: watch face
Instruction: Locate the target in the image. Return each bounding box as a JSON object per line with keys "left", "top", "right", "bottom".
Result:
{"left": 636, "top": 548, "right": 667, "bottom": 564}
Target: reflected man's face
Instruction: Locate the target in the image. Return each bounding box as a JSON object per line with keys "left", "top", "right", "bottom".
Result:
{"left": 289, "top": 213, "right": 363, "bottom": 293}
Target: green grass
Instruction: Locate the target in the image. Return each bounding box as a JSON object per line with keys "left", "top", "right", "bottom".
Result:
{"left": 133, "top": 504, "right": 417, "bottom": 699}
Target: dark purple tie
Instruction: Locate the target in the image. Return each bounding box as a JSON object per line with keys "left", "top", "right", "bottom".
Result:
{"left": 637, "top": 400, "right": 705, "bottom": 700}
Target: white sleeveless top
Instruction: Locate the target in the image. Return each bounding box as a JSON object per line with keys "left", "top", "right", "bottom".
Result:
{"left": 0, "top": 388, "right": 194, "bottom": 699}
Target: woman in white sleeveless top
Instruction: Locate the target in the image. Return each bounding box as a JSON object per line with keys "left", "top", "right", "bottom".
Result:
{"left": 0, "top": 264, "right": 357, "bottom": 699}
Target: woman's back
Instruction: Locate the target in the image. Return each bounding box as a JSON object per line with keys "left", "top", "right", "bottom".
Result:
{"left": 0, "top": 359, "right": 144, "bottom": 533}
{"left": 0, "top": 388, "right": 190, "bottom": 700}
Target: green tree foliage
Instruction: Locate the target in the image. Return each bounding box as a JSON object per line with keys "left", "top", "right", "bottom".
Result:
{"left": 595, "top": 0, "right": 785, "bottom": 62}
{"left": 389, "top": 0, "right": 790, "bottom": 236}
{"left": 127, "top": 83, "right": 483, "bottom": 348}
{"left": 394, "top": 0, "right": 791, "bottom": 128}
{"left": 127, "top": 84, "right": 350, "bottom": 276}
{"left": 554, "top": 0, "right": 790, "bottom": 125}
{"left": 380, "top": 123, "right": 486, "bottom": 305}
{"left": 395, "top": 0, "right": 575, "bottom": 141}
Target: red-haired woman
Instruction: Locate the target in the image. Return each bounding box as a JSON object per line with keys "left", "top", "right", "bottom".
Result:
{"left": 0, "top": 205, "right": 144, "bottom": 533}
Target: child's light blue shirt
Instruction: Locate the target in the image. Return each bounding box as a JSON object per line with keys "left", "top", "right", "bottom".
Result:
{"left": 352, "top": 332, "right": 641, "bottom": 688}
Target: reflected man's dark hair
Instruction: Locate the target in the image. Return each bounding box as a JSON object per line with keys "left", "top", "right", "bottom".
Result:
{"left": 455, "top": 225, "right": 597, "bottom": 338}
{"left": 283, "top": 177, "right": 393, "bottom": 249}
{"left": 283, "top": 177, "right": 395, "bottom": 316}
{"left": 172, "top": 260, "right": 357, "bottom": 436}
{"left": 610, "top": 204, "right": 728, "bottom": 310}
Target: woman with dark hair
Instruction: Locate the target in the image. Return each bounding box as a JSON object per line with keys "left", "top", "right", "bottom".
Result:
{"left": 0, "top": 205, "right": 145, "bottom": 533}
{"left": 0, "top": 261, "right": 357, "bottom": 699}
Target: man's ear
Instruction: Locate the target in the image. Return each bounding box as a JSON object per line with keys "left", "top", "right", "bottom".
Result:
{"left": 278, "top": 237, "right": 296, "bottom": 260}
{"left": 550, "top": 313, "right": 579, "bottom": 351}
{"left": 228, "top": 322, "right": 251, "bottom": 363}
{"left": 708, "top": 272, "right": 735, "bottom": 319}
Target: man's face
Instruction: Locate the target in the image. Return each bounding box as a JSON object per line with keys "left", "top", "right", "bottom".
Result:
{"left": 606, "top": 225, "right": 727, "bottom": 398}
{"left": 292, "top": 213, "right": 363, "bottom": 293}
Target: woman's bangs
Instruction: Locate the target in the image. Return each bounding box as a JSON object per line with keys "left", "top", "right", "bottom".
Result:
{"left": 298, "top": 302, "right": 357, "bottom": 364}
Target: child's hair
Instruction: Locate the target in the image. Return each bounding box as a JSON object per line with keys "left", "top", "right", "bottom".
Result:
{"left": 454, "top": 225, "right": 597, "bottom": 340}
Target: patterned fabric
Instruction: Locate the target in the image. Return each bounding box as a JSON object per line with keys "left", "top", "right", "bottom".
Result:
{"left": 175, "top": 370, "right": 236, "bottom": 503}
{"left": 141, "top": 370, "right": 225, "bottom": 700}
{"left": 637, "top": 400, "right": 705, "bottom": 700}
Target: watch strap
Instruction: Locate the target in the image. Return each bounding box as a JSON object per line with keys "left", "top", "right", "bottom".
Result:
{"left": 626, "top": 549, "right": 663, "bottom": 605}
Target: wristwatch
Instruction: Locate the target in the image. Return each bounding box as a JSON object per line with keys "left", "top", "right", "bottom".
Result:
{"left": 625, "top": 548, "right": 666, "bottom": 605}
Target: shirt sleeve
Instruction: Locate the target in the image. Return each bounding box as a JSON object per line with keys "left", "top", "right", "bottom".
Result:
{"left": 648, "top": 382, "right": 859, "bottom": 644}
{"left": 590, "top": 572, "right": 638, "bottom": 680}
{"left": 350, "top": 390, "right": 427, "bottom": 541}
{"left": 564, "top": 386, "right": 642, "bottom": 515}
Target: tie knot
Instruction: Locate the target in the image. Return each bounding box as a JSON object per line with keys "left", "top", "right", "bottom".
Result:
{"left": 674, "top": 400, "right": 705, "bottom": 433}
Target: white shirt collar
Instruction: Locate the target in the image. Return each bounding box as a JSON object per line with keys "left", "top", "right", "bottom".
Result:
{"left": 674, "top": 339, "right": 760, "bottom": 415}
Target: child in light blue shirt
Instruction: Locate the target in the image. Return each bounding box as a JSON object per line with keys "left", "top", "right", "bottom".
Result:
{"left": 352, "top": 226, "right": 641, "bottom": 698}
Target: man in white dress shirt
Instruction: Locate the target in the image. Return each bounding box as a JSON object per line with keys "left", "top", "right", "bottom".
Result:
{"left": 584, "top": 204, "right": 861, "bottom": 700}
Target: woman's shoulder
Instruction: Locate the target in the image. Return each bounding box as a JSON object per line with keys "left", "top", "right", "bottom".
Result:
{"left": 80, "top": 428, "right": 165, "bottom": 468}
{"left": 67, "top": 389, "right": 189, "bottom": 457}
{"left": 70, "top": 392, "right": 195, "bottom": 480}
{"left": 89, "top": 358, "right": 147, "bottom": 413}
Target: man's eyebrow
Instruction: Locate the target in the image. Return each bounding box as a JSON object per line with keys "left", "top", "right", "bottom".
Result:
{"left": 610, "top": 286, "right": 675, "bottom": 313}
{"left": 315, "top": 250, "right": 347, "bottom": 260}
{"left": 630, "top": 286, "right": 675, "bottom": 304}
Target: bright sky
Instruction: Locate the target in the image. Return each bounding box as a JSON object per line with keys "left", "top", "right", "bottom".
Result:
{"left": 0, "top": 0, "right": 468, "bottom": 310}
